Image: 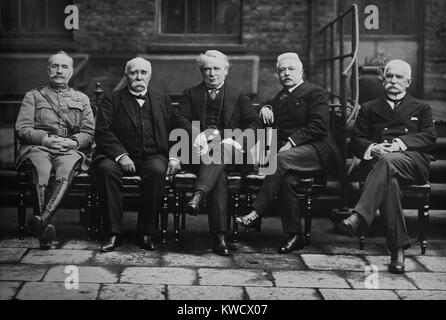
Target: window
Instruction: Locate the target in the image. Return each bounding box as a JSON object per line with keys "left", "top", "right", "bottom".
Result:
{"left": 0, "top": 0, "right": 72, "bottom": 41}
{"left": 340, "top": 0, "right": 420, "bottom": 37}
{"left": 158, "top": 0, "right": 242, "bottom": 42}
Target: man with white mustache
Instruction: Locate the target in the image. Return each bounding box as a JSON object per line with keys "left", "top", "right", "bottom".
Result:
{"left": 93, "top": 57, "right": 181, "bottom": 252}
{"left": 338, "top": 59, "right": 437, "bottom": 274}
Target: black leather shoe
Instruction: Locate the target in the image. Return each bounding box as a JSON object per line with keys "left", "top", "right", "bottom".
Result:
{"left": 185, "top": 191, "right": 205, "bottom": 216}
{"left": 338, "top": 213, "right": 363, "bottom": 237}
{"left": 278, "top": 234, "right": 305, "bottom": 254}
{"left": 39, "top": 224, "right": 56, "bottom": 250}
{"left": 235, "top": 211, "right": 261, "bottom": 230}
{"left": 100, "top": 234, "right": 122, "bottom": 252}
{"left": 28, "top": 215, "right": 44, "bottom": 236}
{"left": 137, "top": 235, "right": 156, "bottom": 251}
{"left": 388, "top": 248, "right": 405, "bottom": 274}
{"left": 213, "top": 233, "right": 230, "bottom": 256}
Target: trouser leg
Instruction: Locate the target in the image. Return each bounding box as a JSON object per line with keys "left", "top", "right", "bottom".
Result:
{"left": 204, "top": 170, "right": 228, "bottom": 235}
{"left": 136, "top": 155, "right": 167, "bottom": 235}
{"left": 354, "top": 153, "right": 423, "bottom": 250}
{"left": 279, "top": 173, "right": 303, "bottom": 234}
{"left": 253, "top": 144, "right": 322, "bottom": 216}
{"left": 95, "top": 158, "right": 124, "bottom": 235}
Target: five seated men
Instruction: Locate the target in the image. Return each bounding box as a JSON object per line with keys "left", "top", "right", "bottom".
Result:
{"left": 15, "top": 50, "right": 436, "bottom": 274}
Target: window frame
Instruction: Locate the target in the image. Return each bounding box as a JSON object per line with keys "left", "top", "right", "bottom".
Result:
{"left": 0, "top": 0, "right": 73, "bottom": 43}
{"left": 155, "top": 0, "right": 243, "bottom": 44}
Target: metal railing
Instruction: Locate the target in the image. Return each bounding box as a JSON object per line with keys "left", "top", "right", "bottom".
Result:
{"left": 318, "top": 4, "right": 360, "bottom": 214}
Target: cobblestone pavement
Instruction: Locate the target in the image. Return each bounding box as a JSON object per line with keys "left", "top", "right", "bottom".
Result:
{"left": 1, "top": 207, "right": 445, "bottom": 300}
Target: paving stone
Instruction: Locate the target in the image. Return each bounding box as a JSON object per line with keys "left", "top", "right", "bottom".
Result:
{"left": 0, "top": 265, "right": 48, "bottom": 281}
{"left": 99, "top": 284, "right": 165, "bottom": 300}
{"left": 0, "top": 281, "right": 22, "bottom": 300}
{"left": 0, "top": 248, "right": 27, "bottom": 263}
{"left": 92, "top": 251, "right": 160, "bottom": 267}
{"left": 121, "top": 267, "right": 196, "bottom": 285}
{"left": 320, "top": 289, "right": 400, "bottom": 300}
{"left": 16, "top": 282, "right": 99, "bottom": 300}
{"left": 162, "top": 252, "right": 233, "bottom": 268}
{"left": 198, "top": 268, "right": 272, "bottom": 287}
{"left": 230, "top": 243, "right": 261, "bottom": 253}
{"left": 168, "top": 285, "right": 244, "bottom": 300}
{"left": 405, "top": 272, "right": 446, "bottom": 290}
{"left": 20, "top": 249, "right": 94, "bottom": 265}
{"left": 246, "top": 287, "right": 320, "bottom": 300}
{"left": 320, "top": 242, "right": 387, "bottom": 255}
{"left": 233, "top": 253, "right": 305, "bottom": 270}
{"left": 344, "top": 271, "right": 417, "bottom": 290}
{"left": 414, "top": 256, "right": 446, "bottom": 272}
{"left": 364, "top": 255, "right": 426, "bottom": 272}
{"left": 44, "top": 266, "right": 118, "bottom": 283}
{"left": 60, "top": 240, "right": 101, "bottom": 250}
{"left": 273, "top": 271, "right": 350, "bottom": 288}
{"left": 301, "top": 254, "right": 367, "bottom": 271}
{"left": 0, "top": 237, "right": 57, "bottom": 249}
{"left": 396, "top": 290, "right": 446, "bottom": 300}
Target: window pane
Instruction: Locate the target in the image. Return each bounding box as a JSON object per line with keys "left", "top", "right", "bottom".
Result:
{"left": 215, "top": 0, "right": 240, "bottom": 34}
{"left": 21, "top": 0, "right": 46, "bottom": 32}
{"left": 1, "top": 0, "right": 19, "bottom": 32}
{"left": 162, "top": 0, "right": 185, "bottom": 33}
{"left": 187, "top": 0, "right": 212, "bottom": 33}
{"left": 47, "top": 0, "right": 71, "bottom": 33}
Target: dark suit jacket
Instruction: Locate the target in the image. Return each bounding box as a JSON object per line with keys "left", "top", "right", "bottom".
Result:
{"left": 269, "top": 81, "right": 340, "bottom": 176}
{"left": 176, "top": 81, "right": 259, "bottom": 145}
{"left": 350, "top": 94, "right": 437, "bottom": 182}
{"left": 93, "top": 87, "right": 176, "bottom": 164}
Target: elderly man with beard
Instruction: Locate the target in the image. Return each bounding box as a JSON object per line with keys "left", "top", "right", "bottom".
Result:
{"left": 93, "top": 57, "right": 181, "bottom": 252}
{"left": 16, "top": 51, "right": 95, "bottom": 249}
{"left": 338, "top": 59, "right": 437, "bottom": 274}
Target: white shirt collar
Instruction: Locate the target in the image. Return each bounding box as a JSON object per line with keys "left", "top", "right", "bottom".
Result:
{"left": 207, "top": 82, "right": 225, "bottom": 91}
{"left": 286, "top": 79, "right": 304, "bottom": 93}
{"left": 386, "top": 92, "right": 406, "bottom": 109}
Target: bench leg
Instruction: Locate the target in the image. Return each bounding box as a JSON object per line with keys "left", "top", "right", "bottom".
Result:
{"left": 93, "top": 192, "right": 100, "bottom": 242}
{"left": 17, "top": 188, "right": 26, "bottom": 240}
{"left": 85, "top": 191, "right": 93, "bottom": 241}
{"left": 174, "top": 192, "right": 181, "bottom": 243}
{"left": 304, "top": 192, "right": 312, "bottom": 246}
{"left": 419, "top": 204, "right": 429, "bottom": 255}
{"left": 161, "top": 190, "right": 169, "bottom": 245}
{"left": 232, "top": 193, "right": 240, "bottom": 243}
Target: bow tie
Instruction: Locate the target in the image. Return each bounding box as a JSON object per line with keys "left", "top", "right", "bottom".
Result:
{"left": 132, "top": 93, "right": 147, "bottom": 100}
{"left": 387, "top": 97, "right": 402, "bottom": 104}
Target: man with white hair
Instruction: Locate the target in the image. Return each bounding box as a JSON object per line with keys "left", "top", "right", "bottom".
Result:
{"left": 338, "top": 59, "right": 437, "bottom": 274}
{"left": 175, "top": 50, "right": 259, "bottom": 256}
{"left": 93, "top": 57, "right": 181, "bottom": 252}
{"left": 236, "top": 52, "right": 340, "bottom": 254}
{"left": 16, "top": 51, "right": 95, "bottom": 249}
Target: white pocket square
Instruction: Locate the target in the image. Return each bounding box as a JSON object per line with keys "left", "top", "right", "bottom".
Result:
{"left": 411, "top": 117, "right": 419, "bottom": 121}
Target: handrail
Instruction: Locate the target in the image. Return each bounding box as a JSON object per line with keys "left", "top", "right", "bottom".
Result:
{"left": 317, "top": 4, "right": 360, "bottom": 216}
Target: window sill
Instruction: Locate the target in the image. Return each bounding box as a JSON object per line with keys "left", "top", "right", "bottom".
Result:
{"left": 0, "top": 39, "right": 77, "bottom": 52}
{"left": 147, "top": 42, "right": 247, "bottom": 54}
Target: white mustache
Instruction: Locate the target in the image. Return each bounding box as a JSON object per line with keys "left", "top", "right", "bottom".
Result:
{"left": 385, "top": 83, "right": 402, "bottom": 90}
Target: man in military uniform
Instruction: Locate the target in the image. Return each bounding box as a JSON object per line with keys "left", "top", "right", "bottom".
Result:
{"left": 16, "top": 51, "right": 95, "bottom": 249}
{"left": 338, "top": 59, "right": 437, "bottom": 274}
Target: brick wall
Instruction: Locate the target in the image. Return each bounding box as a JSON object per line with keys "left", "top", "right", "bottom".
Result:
{"left": 424, "top": 0, "right": 446, "bottom": 100}
{"left": 70, "top": 0, "right": 443, "bottom": 102}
